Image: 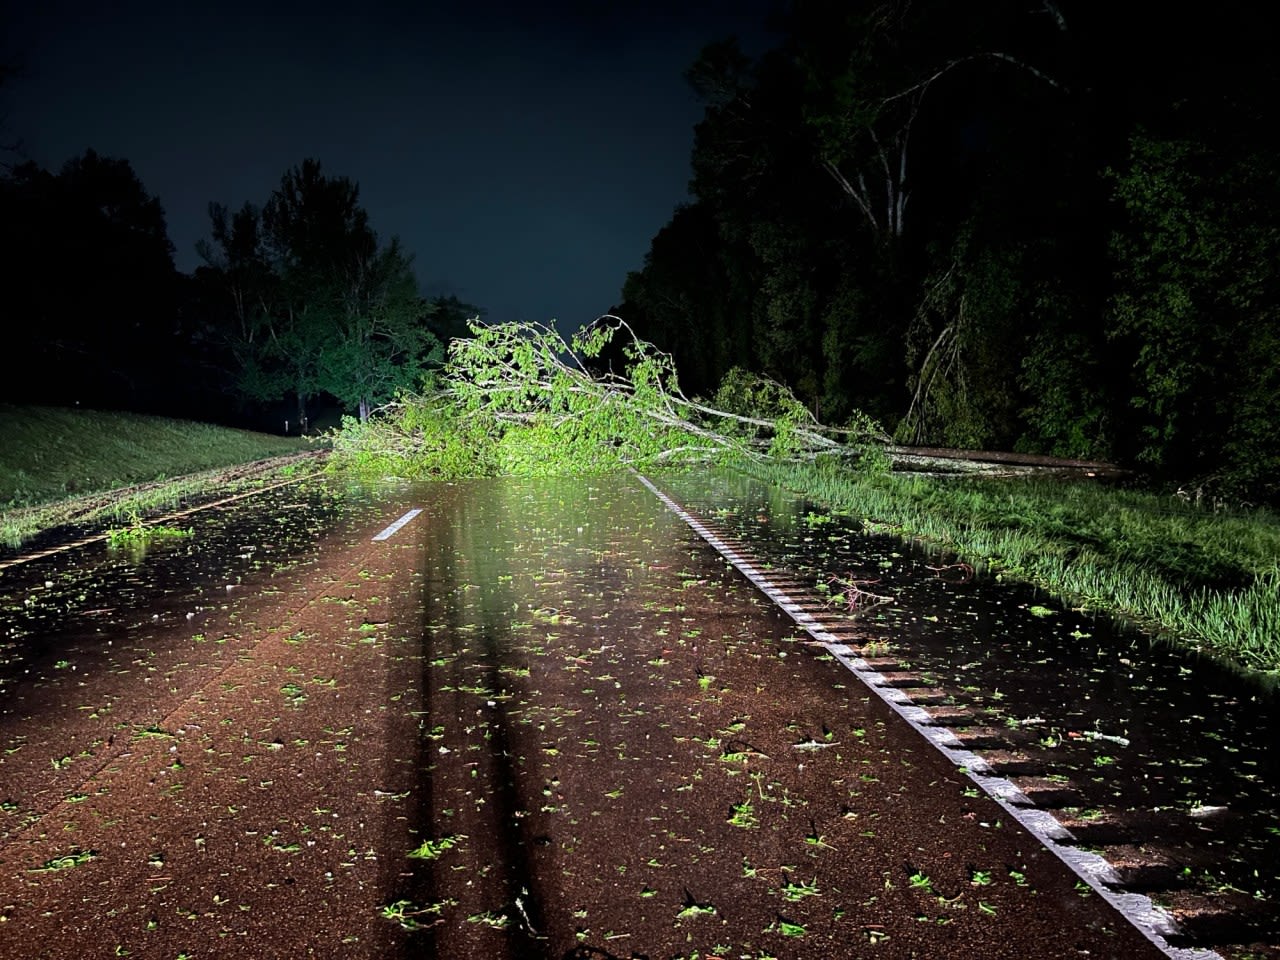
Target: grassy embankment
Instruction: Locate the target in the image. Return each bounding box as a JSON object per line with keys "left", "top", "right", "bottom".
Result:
{"left": 0, "top": 404, "right": 317, "bottom": 549}
{"left": 747, "top": 460, "right": 1280, "bottom": 676}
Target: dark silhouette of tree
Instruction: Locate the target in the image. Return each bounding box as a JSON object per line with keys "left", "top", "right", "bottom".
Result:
{"left": 616, "top": 0, "right": 1280, "bottom": 499}
{"left": 199, "top": 159, "right": 452, "bottom": 424}
{"left": 1, "top": 150, "right": 178, "bottom": 410}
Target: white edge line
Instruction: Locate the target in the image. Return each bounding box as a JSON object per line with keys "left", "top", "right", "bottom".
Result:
{"left": 635, "top": 472, "right": 1222, "bottom": 960}
{"left": 372, "top": 508, "right": 423, "bottom": 542}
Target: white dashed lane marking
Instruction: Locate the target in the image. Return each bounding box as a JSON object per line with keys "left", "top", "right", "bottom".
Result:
{"left": 372, "top": 508, "right": 423, "bottom": 542}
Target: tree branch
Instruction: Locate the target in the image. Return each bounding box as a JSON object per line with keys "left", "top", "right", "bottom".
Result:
{"left": 882, "top": 51, "right": 1067, "bottom": 107}
{"left": 821, "top": 159, "right": 881, "bottom": 236}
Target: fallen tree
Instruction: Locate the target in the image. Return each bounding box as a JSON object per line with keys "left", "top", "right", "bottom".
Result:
{"left": 329, "top": 316, "right": 889, "bottom": 479}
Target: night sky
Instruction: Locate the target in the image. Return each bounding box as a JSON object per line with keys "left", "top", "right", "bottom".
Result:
{"left": 3, "top": 1, "right": 775, "bottom": 331}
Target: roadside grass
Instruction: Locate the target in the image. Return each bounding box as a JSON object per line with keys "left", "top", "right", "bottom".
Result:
{"left": 746, "top": 461, "right": 1280, "bottom": 674}
{"left": 0, "top": 404, "right": 317, "bottom": 549}
{"left": 1, "top": 404, "right": 310, "bottom": 506}
{"left": 106, "top": 511, "right": 192, "bottom": 551}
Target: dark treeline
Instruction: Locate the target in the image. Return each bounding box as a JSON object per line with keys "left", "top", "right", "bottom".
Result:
{"left": 191, "top": 158, "right": 479, "bottom": 429}
{"left": 2, "top": 150, "right": 182, "bottom": 414}
{"left": 0, "top": 153, "right": 475, "bottom": 432}
{"left": 615, "top": 0, "right": 1280, "bottom": 501}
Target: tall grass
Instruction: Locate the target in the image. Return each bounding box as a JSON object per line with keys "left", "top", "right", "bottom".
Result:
{"left": 747, "top": 461, "right": 1280, "bottom": 674}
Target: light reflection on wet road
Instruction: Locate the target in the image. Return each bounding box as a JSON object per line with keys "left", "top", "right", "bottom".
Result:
{"left": 659, "top": 468, "right": 1280, "bottom": 950}
{"left": 0, "top": 469, "right": 1275, "bottom": 956}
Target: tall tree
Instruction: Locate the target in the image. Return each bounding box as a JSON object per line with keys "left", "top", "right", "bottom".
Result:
{"left": 200, "top": 159, "right": 447, "bottom": 424}
{"left": 316, "top": 238, "right": 442, "bottom": 421}
{"left": 194, "top": 201, "right": 283, "bottom": 410}
{"left": 1, "top": 150, "right": 178, "bottom": 409}
{"left": 618, "top": 202, "right": 751, "bottom": 397}
{"left": 793, "top": 0, "right": 1066, "bottom": 245}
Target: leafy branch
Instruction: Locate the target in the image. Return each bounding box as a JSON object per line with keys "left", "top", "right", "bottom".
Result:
{"left": 330, "top": 316, "right": 888, "bottom": 478}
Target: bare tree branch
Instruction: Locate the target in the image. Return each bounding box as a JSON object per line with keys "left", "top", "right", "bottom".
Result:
{"left": 1040, "top": 1, "right": 1068, "bottom": 32}
{"left": 882, "top": 51, "right": 1067, "bottom": 107}
{"left": 821, "top": 159, "right": 882, "bottom": 236}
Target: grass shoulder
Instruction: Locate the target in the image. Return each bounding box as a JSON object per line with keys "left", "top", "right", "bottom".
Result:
{"left": 1, "top": 404, "right": 322, "bottom": 551}
{"left": 748, "top": 460, "right": 1280, "bottom": 675}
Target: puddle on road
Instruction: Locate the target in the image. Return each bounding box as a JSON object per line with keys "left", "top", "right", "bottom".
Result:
{"left": 0, "top": 477, "right": 418, "bottom": 841}
{"left": 385, "top": 475, "right": 1158, "bottom": 959}
{"left": 0, "top": 478, "right": 397, "bottom": 692}
{"left": 659, "top": 468, "right": 1280, "bottom": 946}
{"left": 0, "top": 475, "right": 441, "bottom": 957}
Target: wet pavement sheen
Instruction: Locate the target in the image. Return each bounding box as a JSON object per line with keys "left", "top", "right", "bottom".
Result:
{"left": 0, "top": 472, "right": 1254, "bottom": 957}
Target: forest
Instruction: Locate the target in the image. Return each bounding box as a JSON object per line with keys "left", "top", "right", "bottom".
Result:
{"left": 616, "top": 0, "right": 1280, "bottom": 501}
{"left": 3, "top": 0, "right": 1279, "bottom": 502}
